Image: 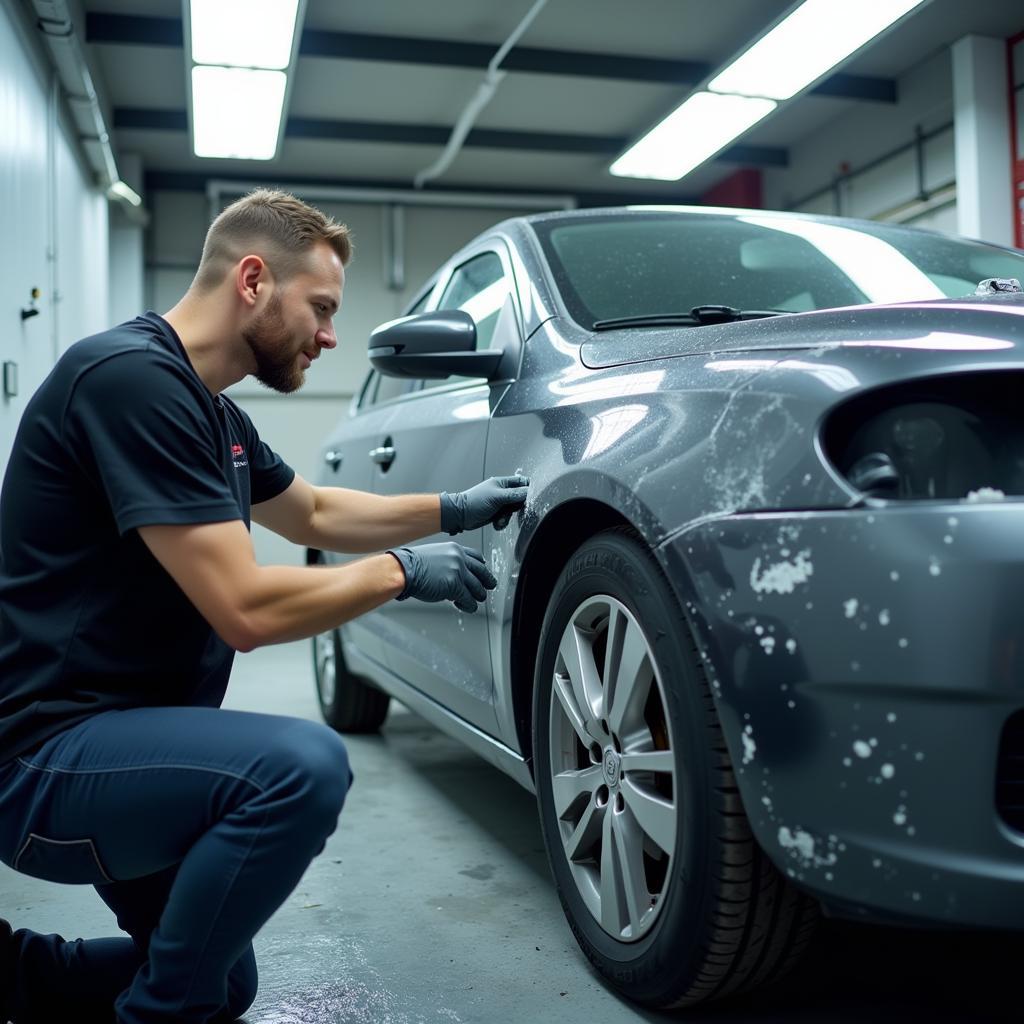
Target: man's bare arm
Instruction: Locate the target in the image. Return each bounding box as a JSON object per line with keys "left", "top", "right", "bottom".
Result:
{"left": 252, "top": 475, "right": 441, "bottom": 552}
{"left": 138, "top": 519, "right": 406, "bottom": 651}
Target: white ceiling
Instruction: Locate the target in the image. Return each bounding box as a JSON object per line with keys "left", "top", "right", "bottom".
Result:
{"left": 78, "top": 0, "right": 1024, "bottom": 201}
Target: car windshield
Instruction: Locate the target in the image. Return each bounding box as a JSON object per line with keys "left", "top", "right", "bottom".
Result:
{"left": 531, "top": 211, "right": 1024, "bottom": 328}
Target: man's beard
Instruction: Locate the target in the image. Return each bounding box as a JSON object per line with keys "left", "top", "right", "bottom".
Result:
{"left": 242, "top": 293, "right": 305, "bottom": 394}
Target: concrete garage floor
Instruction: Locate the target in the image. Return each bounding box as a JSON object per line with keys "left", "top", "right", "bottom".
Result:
{"left": 2, "top": 640, "right": 1022, "bottom": 1023}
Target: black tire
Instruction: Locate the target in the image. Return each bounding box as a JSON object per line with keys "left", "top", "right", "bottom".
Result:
{"left": 533, "top": 529, "right": 819, "bottom": 1009}
{"left": 312, "top": 553, "right": 390, "bottom": 733}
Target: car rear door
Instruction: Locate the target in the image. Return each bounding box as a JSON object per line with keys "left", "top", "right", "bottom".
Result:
{"left": 371, "top": 242, "right": 521, "bottom": 733}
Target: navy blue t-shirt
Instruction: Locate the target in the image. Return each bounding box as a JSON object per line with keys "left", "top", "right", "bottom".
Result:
{"left": 0, "top": 312, "right": 295, "bottom": 762}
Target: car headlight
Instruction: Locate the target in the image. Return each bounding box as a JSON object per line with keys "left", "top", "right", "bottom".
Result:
{"left": 823, "top": 373, "right": 1024, "bottom": 500}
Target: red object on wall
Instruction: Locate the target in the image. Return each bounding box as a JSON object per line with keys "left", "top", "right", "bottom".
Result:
{"left": 1010, "top": 31, "right": 1024, "bottom": 248}
{"left": 699, "top": 169, "right": 763, "bottom": 209}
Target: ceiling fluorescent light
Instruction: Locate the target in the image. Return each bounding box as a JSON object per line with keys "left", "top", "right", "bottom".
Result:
{"left": 190, "top": 0, "right": 300, "bottom": 70}
{"left": 191, "top": 66, "right": 287, "bottom": 159}
{"left": 611, "top": 92, "right": 776, "bottom": 181}
{"left": 708, "top": 0, "right": 927, "bottom": 100}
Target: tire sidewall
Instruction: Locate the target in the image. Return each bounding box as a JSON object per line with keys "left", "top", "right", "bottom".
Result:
{"left": 311, "top": 552, "right": 344, "bottom": 723}
{"left": 533, "top": 531, "right": 719, "bottom": 999}
{"left": 312, "top": 627, "right": 344, "bottom": 723}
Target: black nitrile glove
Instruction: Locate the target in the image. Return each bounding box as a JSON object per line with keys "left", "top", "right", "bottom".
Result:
{"left": 387, "top": 542, "right": 498, "bottom": 613}
{"left": 439, "top": 475, "right": 531, "bottom": 535}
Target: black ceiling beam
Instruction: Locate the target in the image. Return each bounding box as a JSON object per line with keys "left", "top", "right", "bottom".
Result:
{"left": 300, "top": 31, "right": 711, "bottom": 85}
{"left": 718, "top": 143, "right": 787, "bottom": 168}
{"left": 288, "top": 116, "right": 623, "bottom": 154}
{"left": 85, "top": 13, "right": 708, "bottom": 83}
{"left": 143, "top": 169, "right": 704, "bottom": 208}
{"left": 115, "top": 108, "right": 188, "bottom": 131}
{"left": 814, "top": 71, "right": 896, "bottom": 103}
{"left": 87, "top": 12, "right": 183, "bottom": 46}
{"left": 87, "top": 12, "right": 895, "bottom": 101}
{"left": 114, "top": 108, "right": 789, "bottom": 167}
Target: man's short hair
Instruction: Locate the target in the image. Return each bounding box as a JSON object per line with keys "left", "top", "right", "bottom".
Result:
{"left": 193, "top": 188, "right": 352, "bottom": 292}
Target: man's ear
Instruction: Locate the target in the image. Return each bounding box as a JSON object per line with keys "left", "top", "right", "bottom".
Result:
{"left": 237, "top": 255, "right": 267, "bottom": 308}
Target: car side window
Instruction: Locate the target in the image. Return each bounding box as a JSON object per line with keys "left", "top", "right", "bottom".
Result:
{"left": 373, "top": 371, "right": 415, "bottom": 405}
{"left": 411, "top": 252, "right": 509, "bottom": 395}
{"left": 437, "top": 252, "right": 507, "bottom": 351}
{"left": 405, "top": 290, "right": 432, "bottom": 318}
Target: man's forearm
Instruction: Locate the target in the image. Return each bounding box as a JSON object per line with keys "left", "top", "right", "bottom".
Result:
{"left": 311, "top": 487, "right": 442, "bottom": 553}
{"left": 241, "top": 553, "right": 406, "bottom": 648}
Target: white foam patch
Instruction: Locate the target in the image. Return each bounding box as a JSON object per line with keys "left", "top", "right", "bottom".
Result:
{"left": 487, "top": 546, "right": 509, "bottom": 606}
{"left": 709, "top": 396, "right": 799, "bottom": 513}
{"left": 777, "top": 826, "right": 839, "bottom": 869}
{"left": 778, "top": 826, "right": 815, "bottom": 861}
{"left": 759, "top": 636, "right": 776, "bottom": 655}
{"left": 843, "top": 598, "right": 858, "bottom": 619}
{"left": 750, "top": 549, "right": 814, "bottom": 595}
{"left": 966, "top": 487, "right": 1006, "bottom": 502}
{"left": 853, "top": 740, "right": 872, "bottom": 758}
{"left": 741, "top": 725, "right": 756, "bottom": 765}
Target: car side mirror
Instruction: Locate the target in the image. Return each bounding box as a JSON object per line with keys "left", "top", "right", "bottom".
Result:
{"left": 368, "top": 310, "right": 504, "bottom": 380}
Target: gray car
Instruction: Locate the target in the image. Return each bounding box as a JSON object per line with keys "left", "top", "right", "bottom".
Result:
{"left": 311, "top": 206, "right": 1024, "bottom": 1009}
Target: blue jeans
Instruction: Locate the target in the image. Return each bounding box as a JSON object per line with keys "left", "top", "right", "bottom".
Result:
{"left": 0, "top": 706, "right": 352, "bottom": 1024}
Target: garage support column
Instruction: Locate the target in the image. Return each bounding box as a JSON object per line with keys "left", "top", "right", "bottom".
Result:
{"left": 951, "top": 35, "right": 1014, "bottom": 246}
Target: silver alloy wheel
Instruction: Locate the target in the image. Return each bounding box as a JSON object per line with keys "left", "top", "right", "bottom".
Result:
{"left": 548, "top": 596, "right": 677, "bottom": 942}
{"left": 314, "top": 629, "right": 337, "bottom": 707}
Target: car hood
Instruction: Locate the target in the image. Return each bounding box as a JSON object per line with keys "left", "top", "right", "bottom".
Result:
{"left": 579, "top": 292, "right": 1024, "bottom": 369}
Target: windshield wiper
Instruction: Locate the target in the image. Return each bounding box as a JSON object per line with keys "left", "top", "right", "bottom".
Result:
{"left": 592, "top": 305, "right": 788, "bottom": 331}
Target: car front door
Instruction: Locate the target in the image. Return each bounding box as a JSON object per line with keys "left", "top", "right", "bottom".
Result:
{"left": 317, "top": 369, "right": 426, "bottom": 667}
{"left": 371, "top": 244, "right": 521, "bottom": 733}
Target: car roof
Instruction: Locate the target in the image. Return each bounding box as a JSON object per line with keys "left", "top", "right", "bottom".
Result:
{"left": 522, "top": 204, "right": 916, "bottom": 234}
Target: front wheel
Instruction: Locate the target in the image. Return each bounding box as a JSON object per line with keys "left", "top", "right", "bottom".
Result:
{"left": 533, "top": 529, "right": 818, "bottom": 1008}
{"left": 311, "top": 552, "right": 390, "bottom": 733}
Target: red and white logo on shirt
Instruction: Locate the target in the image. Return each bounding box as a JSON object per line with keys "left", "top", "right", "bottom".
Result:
{"left": 231, "top": 444, "right": 248, "bottom": 469}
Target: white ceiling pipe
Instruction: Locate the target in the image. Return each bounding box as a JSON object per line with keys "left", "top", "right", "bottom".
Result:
{"left": 31, "top": 0, "right": 148, "bottom": 224}
{"left": 412, "top": 0, "right": 551, "bottom": 190}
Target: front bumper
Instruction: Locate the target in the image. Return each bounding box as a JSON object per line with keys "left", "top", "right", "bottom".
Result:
{"left": 660, "top": 503, "right": 1024, "bottom": 929}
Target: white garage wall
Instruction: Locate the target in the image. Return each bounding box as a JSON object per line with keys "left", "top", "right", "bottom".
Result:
{"left": 0, "top": 2, "right": 112, "bottom": 475}
{"left": 55, "top": 123, "right": 109, "bottom": 356}
{"left": 145, "top": 188, "right": 545, "bottom": 565}
{"left": 765, "top": 49, "right": 958, "bottom": 231}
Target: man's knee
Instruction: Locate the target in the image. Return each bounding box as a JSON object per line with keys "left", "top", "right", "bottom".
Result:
{"left": 268, "top": 721, "right": 351, "bottom": 824}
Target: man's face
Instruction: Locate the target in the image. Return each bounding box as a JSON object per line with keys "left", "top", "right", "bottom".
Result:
{"left": 242, "top": 241, "right": 344, "bottom": 394}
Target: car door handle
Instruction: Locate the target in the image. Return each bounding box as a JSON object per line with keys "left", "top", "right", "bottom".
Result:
{"left": 324, "top": 450, "right": 343, "bottom": 470}
{"left": 369, "top": 445, "right": 396, "bottom": 467}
